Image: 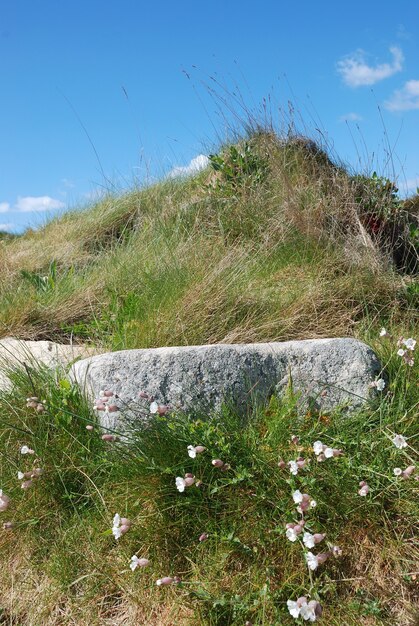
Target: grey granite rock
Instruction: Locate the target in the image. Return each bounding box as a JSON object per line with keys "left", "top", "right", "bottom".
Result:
{"left": 70, "top": 339, "right": 382, "bottom": 431}
{"left": 0, "top": 337, "right": 95, "bottom": 392}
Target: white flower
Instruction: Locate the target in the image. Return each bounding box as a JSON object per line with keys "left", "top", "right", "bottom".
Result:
{"left": 303, "top": 532, "right": 315, "bottom": 548}
{"left": 187, "top": 445, "right": 196, "bottom": 458}
{"left": 175, "top": 477, "right": 186, "bottom": 493}
{"left": 20, "top": 445, "right": 34, "bottom": 455}
{"left": 313, "top": 441, "right": 324, "bottom": 455}
{"left": 286, "top": 527, "right": 299, "bottom": 542}
{"left": 288, "top": 460, "right": 299, "bottom": 476}
{"left": 292, "top": 489, "right": 303, "bottom": 504}
{"left": 397, "top": 348, "right": 406, "bottom": 357}
{"left": 403, "top": 338, "right": 416, "bottom": 351}
{"left": 149, "top": 401, "right": 159, "bottom": 414}
{"left": 392, "top": 434, "right": 408, "bottom": 449}
{"left": 324, "top": 447, "right": 334, "bottom": 458}
{"left": 112, "top": 513, "right": 122, "bottom": 540}
{"left": 17, "top": 471, "right": 25, "bottom": 480}
{"left": 305, "top": 552, "right": 319, "bottom": 571}
{"left": 300, "top": 602, "right": 318, "bottom": 622}
{"left": 393, "top": 467, "right": 402, "bottom": 476}
{"left": 379, "top": 328, "right": 387, "bottom": 337}
{"left": 375, "top": 378, "right": 386, "bottom": 391}
{"left": 287, "top": 600, "right": 301, "bottom": 618}
{"left": 310, "top": 500, "right": 317, "bottom": 509}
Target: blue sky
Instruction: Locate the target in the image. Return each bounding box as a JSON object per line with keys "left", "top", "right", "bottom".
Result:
{"left": 1, "top": 0, "right": 419, "bottom": 233}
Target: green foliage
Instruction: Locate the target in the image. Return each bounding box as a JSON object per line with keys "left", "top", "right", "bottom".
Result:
{"left": 353, "top": 172, "right": 401, "bottom": 220}
{"left": 208, "top": 142, "right": 269, "bottom": 195}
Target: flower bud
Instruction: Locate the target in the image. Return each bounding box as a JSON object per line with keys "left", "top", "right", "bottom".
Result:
{"left": 212, "top": 459, "right": 224, "bottom": 468}
{"left": 157, "top": 405, "right": 170, "bottom": 416}
{"left": 31, "top": 468, "right": 44, "bottom": 478}
{"left": 156, "top": 576, "right": 174, "bottom": 586}
{"left": 220, "top": 463, "right": 230, "bottom": 472}
{"left": 278, "top": 459, "right": 287, "bottom": 469}
{"left": 103, "top": 390, "right": 114, "bottom": 397}
{"left": 308, "top": 600, "right": 322, "bottom": 618}
{"left": 194, "top": 446, "right": 206, "bottom": 454}
{"left": 290, "top": 435, "right": 299, "bottom": 445}
{"left": 137, "top": 558, "right": 149, "bottom": 567}
{"left": 138, "top": 391, "right": 149, "bottom": 399}
{"left": 402, "top": 465, "right": 415, "bottom": 479}
{"left": 183, "top": 476, "right": 195, "bottom": 487}
{"left": 94, "top": 403, "right": 106, "bottom": 411}
{"left": 2, "top": 521, "right": 13, "bottom": 530}
{"left": 86, "top": 424, "right": 94, "bottom": 431}
{"left": 120, "top": 524, "right": 131, "bottom": 535}
{"left": 0, "top": 494, "right": 10, "bottom": 511}
{"left": 101, "top": 434, "right": 117, "bottom": 442}
{"left": 313, "top": 533, "right": 325, "bottom": 544}
{"left": 36, "top": 403, "right": 45, "bottom": 413}
{"left": 120, "top": 518, "right": 131, "bottom": 528}
{"left": 199, "top": 532, "right": 209, "bottom": 542}
{"left": 184, "top": 473, "right": 194, "bottom": 478}
{"left": 21, "top": 480, "right": 33, "bottom": 490}
{"left": 106, "top": 404, "right": 118, "bottom": 413}
{"left": 316, "top": 551, "right": 331, "bottom": 564}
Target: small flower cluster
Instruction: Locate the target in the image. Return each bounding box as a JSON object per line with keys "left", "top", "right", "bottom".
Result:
{"left": 285, "top": 439, "right": 345, "bottom": 621}
{"left": 287, "top": 597, "right": 322, "bottom": 621}
{"left": 312, "top": 441, "right": 343, "bottom": 463}
{"left": 138, "top": 390, "right": 171, "bottom": 416}
{"left": 112, "top": 513, "right": 132, "bottom": 540}
{"left": 396, "top": 337, "right": 416, "bottom": 367}
{"left": 26, "top": 396, "right": 45, "bottom": 413}
{"left": 93, "top": 389, "right": 119, "bottom": 414}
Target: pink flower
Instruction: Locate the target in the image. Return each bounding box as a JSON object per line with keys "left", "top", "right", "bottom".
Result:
{"left": 402, "top": 465, "right": 415, "bottom": 479}
{"left": 86, "top": 424, "right": 94, "bottom": 431}
{"left": 199, "top": 532, "right": 209, "bottom": 542}
{"left": 358, "top": 481, "right": 370, "bottom": 496}
{"left": 102, "top": 434, "right": 118, "bottom": 442}
{"left": 130, "top": 556, "right": 149, "bottom": 571}
{"left": 211, "top": 459, "right": 225, "bottom": 468}
{"left": 0, "top": 490, "right": 10, "bottom": 512}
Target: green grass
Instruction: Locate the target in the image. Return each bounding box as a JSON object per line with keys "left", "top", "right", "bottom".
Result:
{"left": 0, "top": 329, "right": 417, "bottom": 625}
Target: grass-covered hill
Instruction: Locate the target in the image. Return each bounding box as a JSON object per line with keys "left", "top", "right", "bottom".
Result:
{"left": 0, "top": 132, "right": 417, "bottom": 625}
{"left": 0, "top": 132, "right": 417, "bottom": 349}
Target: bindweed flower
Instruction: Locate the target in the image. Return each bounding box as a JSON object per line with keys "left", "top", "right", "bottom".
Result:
{"left": 288, "top": 596, "right": 323, "bottom": 622}
{"left": 397, "top": 349, "right": 406, "bottom": 357}
{"left": 370, "top": 378, "right": 385, "bottom": 391}
{"left": 403, "top": 338, "right": 416, "bottom": 351}
{"left": 20, "top": 445, "right": 34, "bottom": 455}
{"left": 303, "top": 532, "right": 325, "bottom": 548}
{"left": 392, "top": 434, "right": 408, "bottom": 449}
{"left": 176, "top": 477, "right": 186, "bottom": 492}
{"left": 0, "top": 490, "right": 10, "bottom": 512}
{"left": 324, "top": 447, "right": 334, "bottom": 459}
{"left": 306, "top": 551, "right": 330, "bottom": 570}
{"left": 292, "top": 490, "right": 304, "bottom": 504}
{"left": 130, "top": 555, "right": 149, "bottom": 571}
{"left": 313, "top": 441, "right": 324, "bottom": 456}
{"left": 112, "top": 513, "right": 131, "bottom": 539}
{"left": 358, "top": 481, "right": 369, "bottom": 496}
{"left": 149, "top": 401, "right": 159, "bottom": 414}
{"left": 187, "top": 445, "right": 205, "bottom": 458}
{"left": 288, "top": 460, "right": 299, "bottom": 476}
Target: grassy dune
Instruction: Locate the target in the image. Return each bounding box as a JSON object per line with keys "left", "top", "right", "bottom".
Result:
{"left": 0, "top": 132, "right": 417, "bottom": 625}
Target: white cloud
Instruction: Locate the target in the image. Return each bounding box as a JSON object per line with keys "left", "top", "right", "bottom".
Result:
{"left": 385, "top": 80, "right": 419, "bottom": 111}
{"left": 169, "top": 154, "right": 209, "bottom": 178}
{"left": 0, "top": 202, "right": 10, "bottom": 213}
{"left": 339, "top": 112, "right": 363, "bottom": 122}
{"left": 337, "top": 46, "right": 404, "bottom": 87}
{"left": 0, "top": 223, "right": 14, "bottom": 232}
{"left": 405, "top": 177, "right": 419, "bottom": 193}
{"left": 14, "top": 196, "right": 65, "bottom": 212}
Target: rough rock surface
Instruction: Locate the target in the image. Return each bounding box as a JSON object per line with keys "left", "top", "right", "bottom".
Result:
{"left": 0, "top": 337, "right": 94, "bottom": 391}
{"left": 70, "top": 338, "right": 381, "bottom": 431}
